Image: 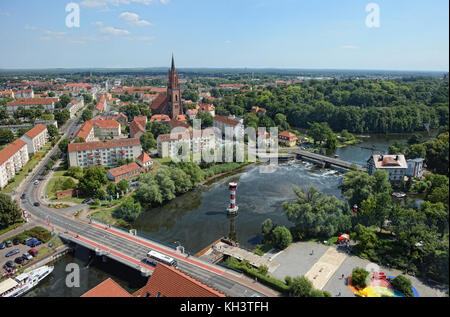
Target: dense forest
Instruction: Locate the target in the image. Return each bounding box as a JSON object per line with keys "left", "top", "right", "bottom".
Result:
{"left": 210, "top": 77, "right": 449, "bottom": 134}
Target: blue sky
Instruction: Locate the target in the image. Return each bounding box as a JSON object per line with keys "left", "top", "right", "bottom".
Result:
{"left": 0, "top": 0, "right": 448, "bottom": 70}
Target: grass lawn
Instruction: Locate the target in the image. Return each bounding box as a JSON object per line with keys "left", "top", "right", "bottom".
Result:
{"left": 90, "top": 209, "right": 118, "bottom": 225}
{"left": 45, "top": 175, "right": 78, "bottom": 200}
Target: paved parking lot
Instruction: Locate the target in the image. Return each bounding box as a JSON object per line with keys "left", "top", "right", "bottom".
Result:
{"left": 0, "top": 241, "right": 45, "bottom": 272}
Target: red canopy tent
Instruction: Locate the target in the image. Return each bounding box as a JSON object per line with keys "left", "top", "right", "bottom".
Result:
{"left": 338, "top": 234, "right": 350, "bottom": 240}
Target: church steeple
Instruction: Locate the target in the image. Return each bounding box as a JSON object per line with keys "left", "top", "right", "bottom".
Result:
{"left": 171, "top": 53, "right": 175, "bottom": 72}
{"left": 167, "top": 53, "right": 182, "bottom": 119}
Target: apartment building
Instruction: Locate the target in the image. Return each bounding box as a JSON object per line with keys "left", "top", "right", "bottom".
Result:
{"left": 74, "top": 120, "right": 121, "bottom": 141}
{"left": 67, "top": 138, "right": 142, "bottom": 168}
{"left": 14, "top": 89, "right": 34, "bottom": 99}
{"left": 0, "top": 139, "right": 29, "bottom": 188}
{"left": 67, "top": 97, "right": 85, "bottom": 119}
{"left": 6, "top": 98, "right": 58, "bottom": 114}
{"left": 20, "top": 124, "right": 48, "bottom": 154}
{"left": 157, "top": 129, "right": 215, "bottom": 159}
{"left": 213, "top": 115, "right": 244, "bottom": 139}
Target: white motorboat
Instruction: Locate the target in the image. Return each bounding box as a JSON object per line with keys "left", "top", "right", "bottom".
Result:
{"left": 0, "top": 265, "right": 54, "bottom": 297}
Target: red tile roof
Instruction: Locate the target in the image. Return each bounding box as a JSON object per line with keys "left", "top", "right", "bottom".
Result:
{"left": 134, "top": 116, "right": 147, "bottom": 127}
{"left": 68, "top": 138, "right": 141, "bottom": 152}
{"left": 107, "top": 162, "right": 141, "bottom": 177}
{"left": 150, "top": 114, "right": 171, "bottom": 122}
{"left": 138, "top": 264, "right": 225, "bottom": 297}
{"left": 6, "top": 98, "right": 58, "bottom": 106}
{"left": 213, "top": 115, "right": 240, "bottom": 127}
{"left": 137, "top": 152, "right": 152, "bottom": 163}
{"left": 0, "top": 139, "right": 27, "bottom": 166}
{"left": 22, "top": 124, "right": 47, "bottom": 139}
{"left": 81, "top": 278, "right": 131, "bottom": 297}
{"left": 150, "top": 94, "right": 168, "bottom": 112}
{"left": 92, "top": 120, "right": 120, "bottom": 129}
{"left": 278, "top": 131, "right": 298, "bottom": 141}
{"left": 130, "top": 120, "right": 146, "bottom": 137}
{"left": 74, "top": 121, "right": 94, "bottom": 141}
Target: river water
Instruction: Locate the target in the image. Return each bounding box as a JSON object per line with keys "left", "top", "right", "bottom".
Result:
{"left": 29, "top": 132, "right": 435, "bottom": 296}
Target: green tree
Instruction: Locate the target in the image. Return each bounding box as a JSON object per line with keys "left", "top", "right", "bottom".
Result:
{"left": 114, "top": 198, "right": 142, "bottom": 222}
{"left": 81, "top": 109, "right": 93, "bottom": 122}
{"left": 351, "top": 267, "right": 369, "bottom": 289}
{"left": 61, "top": 178, "right": 76, "bottom": 190}
{"left": 261, "top": 218, "right": 274, "bottom": 244}
{"left": 271, "top": 226, "right": 293, "bottom": 250}
{"left": 390, "top": 275, "right": 413, "bottom": 297}
{"left": 0, "top": 128, "right": 15, "bottom": 145}
{"left": 46, "top": 124, "right": 59, "bottom": 140}
{"left": 405, "top": 144, "right": 426, "bottom": 160}
{"left": 58, "top": 138, "right": 71, "bottom": 153}
{"left": 0, "top": 194, "right": 22, "bottom": 228}
{"left": 140, "top": 133, "right": 156, "bottom": 152}
{"left": 290, "top": 276, "right": 313, "bottom": 297}
{"left": 339, "top": 171, "right": 375, "bottom": 207}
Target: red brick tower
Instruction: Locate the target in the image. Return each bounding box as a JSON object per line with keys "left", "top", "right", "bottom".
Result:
{"left": 167, "top": 54, "right": 183, "bottom": 119}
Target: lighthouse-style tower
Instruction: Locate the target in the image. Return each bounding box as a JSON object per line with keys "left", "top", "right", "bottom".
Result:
{"left": 227, "top": 182, "right": 239, "bottom": 215}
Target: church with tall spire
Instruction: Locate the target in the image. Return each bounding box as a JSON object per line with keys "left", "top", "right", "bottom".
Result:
{"left": 150, "top": 54, "right": 184, "bottom": 119}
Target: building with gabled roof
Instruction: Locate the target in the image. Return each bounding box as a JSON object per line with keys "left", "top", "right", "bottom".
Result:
{"left": 136, "top": 264, "right": 225, "bottom": 297}
{"left": 106, "top": 162, "right": 142, "bottom": 183}
{"left": 367, "top": 154, "right": 408, "bottom": 182}
{"left": 67, "top": 138, "right": 142, "bottom": 168}
{"left": 20, "top": 124, "right": 48, "bottom": 154}
{"left": 0, "top": 139, "right": 29, "bottom": 188}
{"left": 136, "top": 152, "right": 152, "bottom": 170}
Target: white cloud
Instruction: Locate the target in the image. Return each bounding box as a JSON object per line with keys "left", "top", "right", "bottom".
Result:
{"left": 340, "top": 45, "right": 359, "bottom": 49}
{"left": 100, "top": 26, "right": 131, "bottom": 35}
{"left": 119, "top": 12, "right": 152, "bottom": 26}
{"left": 25, "top": 25, "right": 37, "bottom": 31}
{"left": 93, "top": 21, "right": 104, "bottom": 26}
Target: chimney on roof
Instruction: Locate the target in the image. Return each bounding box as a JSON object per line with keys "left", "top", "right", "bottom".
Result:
{"left": 379, "top": 155, "right": 383, "bottom": 161}
{"left": 395, "top": 155, "right": 399, "bottom": 161}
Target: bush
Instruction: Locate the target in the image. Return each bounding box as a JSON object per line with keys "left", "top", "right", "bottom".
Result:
{"left": 390, "top": 275, "right": 414, "bottom": 297}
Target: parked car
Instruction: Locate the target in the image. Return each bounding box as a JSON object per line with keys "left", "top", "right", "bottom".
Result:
{"left": 5, "top": 241, "right": 12, "bottom": 248}
{"left": 0, "top": 242, "right": 5, "bottom": 249}
{"left": 33, "top": 202, "right": 40, "bottom": 207}
{"left": 14, "top": 257, "right": 24, "bottom": 264}
{"left": 28, "top": 249, "right": 38, "bottom": 257}
{"left": 5, "top": 261, "right": 15, "bottom": 268}
{"left": 27, "top": 238, "right": 43, "bottom": 247}
{"left": 13, "top": 239, "right": 20, "bottom": 245}
{"left": 22, "top": 253, "right": 33, "bottom": 260}
{"left": 5, "top": 249, "right": 20, "bottom": 257}
{"left": 23, "top": 237, "right": 33, "bottom": 245}
{"left": 21, "top": 193, "right": 26, "bottom": 199}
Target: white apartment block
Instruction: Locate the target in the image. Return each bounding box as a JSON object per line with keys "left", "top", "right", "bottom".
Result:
{"left": 6, "top": 98, "right": 58, "bottom": 114}
{"left": 14, "top": 89, "right": 35, "bottom": 99}
{"left": 20, "top": 124, "right": 49, "bottom": 154}
{"left": 157, "top": 130, "right": 216, "bottom": 159}
{"left": 0, "top": 139, "right": 29, "bottom": 188}
{"left": 213, "top": 115, "right": 244, "bottom": 139}
{"left": 68, "top": 138, "right": 142, "bottom": 168}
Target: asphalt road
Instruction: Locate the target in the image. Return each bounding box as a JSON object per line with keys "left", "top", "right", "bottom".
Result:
{"left": 18, "top": 116, "right": 265, "bottom": 297}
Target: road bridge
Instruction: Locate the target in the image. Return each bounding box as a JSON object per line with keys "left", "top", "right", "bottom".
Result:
{"left": 293, "top": 149, "right": 366, "bottom": 172}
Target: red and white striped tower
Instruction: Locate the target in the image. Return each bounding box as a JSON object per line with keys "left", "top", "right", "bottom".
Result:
{"left": 227, "top": 182, "right": 239, "bottom": 215}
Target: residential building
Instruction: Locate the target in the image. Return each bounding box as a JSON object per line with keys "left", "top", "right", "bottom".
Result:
{"left": 150, "top": 114, "right": 171, "bottom": 123}
{"left": 0, "top": 91, "right": 14, "bottom": 99}
{"left": 157, "top": 129, "right": 215, "bottom": 159}
{"left": 81, "top": 278, "right": 131, "bottom": 297}
{"left": 20, "top": 124, "right": 48, "bottom": 154}
{"left": 6, "top": 98, "right": 58, "bottom": 114}
{"left": 130, "top": 120, "right": 146, "bottom": 139}
{"left": 199, "top": 103, "right": 215, "bottom": 117}
{"left": 136, "top": 264, "right": 225, "bottom": 297}
{"left": 136, "top": 152, "right": 153, "bottom": 170}
{"left": 0, "top": 120, "right": 57, "bottom": 135}
{"left": 93, "top": 113, "right": 128, "bottom": 125}
{"left": 14, "top": 89, "right": 34, "bottom": 99}
{"left": 406, "top": 158, "right": 425, "bottom": 178}
{"left": 367, "top": 154, "right": 408, "bottom": 182}
{"left": 0, "top": 139, "right": 29, "bottom": 188}
{"left": 74, "top": 121, "right": 95, "bottom": 142}
{"left": 106, "top": 162, "right": 142, "bottom": 183}
{"left": 213, "top": 115, "right": 244, "bottom": 139}
{"left": 278, "top": 131, "right": 298, "bottom": 147}
{"left": 186, "top": 108, "right": 198, "bottom": 120}
{"left": 74, "top": 120, "right": 121, "bottom": 141}
{"left": 68, "top": 138, "right": 142, "bottom": 168}
{"left": 67, "top": 97, "right": 85, "bottom": 119}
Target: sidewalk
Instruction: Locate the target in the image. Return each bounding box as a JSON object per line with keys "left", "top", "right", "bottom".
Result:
{"left": 0, "top": 220, "right": 36, "bottom": 241}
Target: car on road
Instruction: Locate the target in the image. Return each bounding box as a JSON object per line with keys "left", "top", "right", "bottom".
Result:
{"left": 5, "top": 241, "right": 12, "bottom": 248}
{"left": 33, "top": 202, "right": 40, "bottom": 207}
{"left": 21, "top": 193, "right": 26, "bottom": 199}
{"left": 22, "top": 253, "right": 33, "bottom": 260}
{"left": 34, "top": 180, "right": 39, "bottom": 185}
{"left": 5, "top": 249, "right": 20, "bottom": 257}
{"left": 13, "top": 239, "right": 20, "bottom": 245}
{"left": 14, "top": 257, "right": 24, "bottom": 264}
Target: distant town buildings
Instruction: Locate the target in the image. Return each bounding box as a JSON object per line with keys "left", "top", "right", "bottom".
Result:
{"left": 367, "top": 154, "right": 408, "bottom": 182}
{"left": 6, "top": 98, "right": 58, "bottom": 114}
{"left": 66, "top": 97, "right": 85, "bottom": 119}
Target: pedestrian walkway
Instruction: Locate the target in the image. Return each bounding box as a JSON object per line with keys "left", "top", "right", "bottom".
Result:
{"left": 304, "top": 246, "right": 348, "bottom": 290}
{"left": 0, "top": 221, "right": 36, "bottom": 241}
